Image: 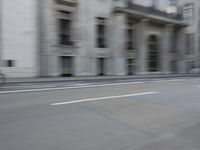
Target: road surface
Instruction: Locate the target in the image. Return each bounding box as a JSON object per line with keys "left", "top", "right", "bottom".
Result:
{"left": 0, "top": 77, "right": 200, "bottom": 150}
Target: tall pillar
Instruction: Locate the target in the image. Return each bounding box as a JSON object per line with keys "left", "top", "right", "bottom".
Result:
{"left": 37, "top": 0, "right": 49, "bottom": 77}
{"left": 0, "top": 0, "right": 2, "bottom": 68}
{"left": 111, "top": 13, "right": 126, "bottom": 75}
{"left": 161, "top": 24, "right": 173, "bottom": 74}
{"left": 194, "top": 32, "right": 200, "bottom": 73}
{"left": 176, "top": 27, "right": 186, "bottom": 74}
{"left": 74, "top": 0, "right": 96, "bottom": 76}
{"left": 135, "top": 19, "right": 148, "bottom": 75}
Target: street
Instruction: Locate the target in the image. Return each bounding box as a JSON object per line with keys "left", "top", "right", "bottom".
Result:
{"left": 1, "top": 77, "right": 200, "bottom": 150}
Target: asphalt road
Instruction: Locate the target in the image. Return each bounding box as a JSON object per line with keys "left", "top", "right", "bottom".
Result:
{"left": 1, "top": 78, "right": 200, "bottom": 150}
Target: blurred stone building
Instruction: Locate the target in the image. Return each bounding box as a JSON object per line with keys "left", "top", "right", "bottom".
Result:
{"left": 0, "top": 0, "right": 199, "bottom": 77}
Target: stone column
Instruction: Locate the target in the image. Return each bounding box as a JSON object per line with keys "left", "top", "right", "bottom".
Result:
{"left": 161, "top": 24, "right": 173, "bottom": 74}
{"left": 110, "top": 13, "right": 126, "bottom": 75}
{"left": 176, "top": 27, "right": 186, "bottom": 74}
{"left": 74, "top": 0, "right": 96, "bottom": 76}
{"left": 194, "top": 31, "right": 200, "bottom": 73}
{"left": 0, "top": 0, "right": 2, "bottom": 68}
{"left": 38, "top": 0, "right": 60, "bottom": 77}
{"left": 135, "top": 19, "right": 148, "bottom": 75}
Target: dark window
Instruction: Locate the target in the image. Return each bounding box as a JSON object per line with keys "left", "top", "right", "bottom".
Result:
{"left": 183, "top": 3, "right": 194, "bottom": 24}
{"left": 171, "top": 34, "right": 176, "bottom": 53}
{"left": 126, "top": 29, "right": 133, "bottom": 50}
{"left": 58, "top": 11, "right": 73, "bottom": 45}
{"left": 96, "top": 18, "right": 107, "bottom": 48}
{"left": 126, "top": 19, "right": 135, "bottom": 51}
{"left": 148, "top": 35, "right": 159, "bottom": 72}
{"left": 186, "top": 33, "right": 194, "bottom": 54}
{"left": 5, "top": 60, "right": 15, "bottom": 67}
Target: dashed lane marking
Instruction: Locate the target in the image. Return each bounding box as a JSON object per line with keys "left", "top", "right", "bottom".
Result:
{"left": 51, "top": 92, "right": 159, "bottom": 106}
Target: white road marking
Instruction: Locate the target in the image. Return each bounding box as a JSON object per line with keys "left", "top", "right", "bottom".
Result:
{"left": 0, "top": 82, "right": 144, "bottom": 94}
{"left": 51, "top": 92, "right": 159, "bottom": 106}
{"left": 0, "top": 78, "right": 187, "bottom": 94}
{"left": 73, "top": 83, "right": 93, "bottom": 86}
{"left": 118, "top": 80, "right": 139, "bottom": 82}
{"left": 152, "top": 79, "right": 185, "bottom": 83}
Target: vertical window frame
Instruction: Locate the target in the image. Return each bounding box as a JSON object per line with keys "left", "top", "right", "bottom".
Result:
{"left": 96, "top": 17, "right": 107, "bottom": 48}
{"left": 57, "top": 11, "right": 73, "bottom": 46}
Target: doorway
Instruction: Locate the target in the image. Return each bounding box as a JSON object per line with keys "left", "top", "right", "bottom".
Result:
{"left": 60, "top": 56, "right": 73, "bottom": 77}
{"left": 127, "top": 59, "right": 135, "bottom": 75}
{"left": 97, "top": 58, "right": 106, "bottom": 76}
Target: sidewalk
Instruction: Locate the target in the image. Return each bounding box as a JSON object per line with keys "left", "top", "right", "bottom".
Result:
{"left": 5, "top": 74, "right": 200, "bottom": 84}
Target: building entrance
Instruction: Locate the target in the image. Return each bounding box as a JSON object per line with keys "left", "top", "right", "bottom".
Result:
{"left": 60, "top": 56, "right": 73, "bottom": 77}
{"left": 97, "top": 58, "right": 106, "bottom": 76}
{"left": 127, "top": 59, "right": 135, "bottom": 75}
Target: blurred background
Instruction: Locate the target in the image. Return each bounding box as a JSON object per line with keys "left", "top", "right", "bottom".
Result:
{"left": 0, "top": 0, "right": 199, "bottom": 78}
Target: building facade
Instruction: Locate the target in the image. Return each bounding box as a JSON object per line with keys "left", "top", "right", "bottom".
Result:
{"left": 0, "top": 0, "right": 199, "bottom": 78}
{"left": 180, "top": 0, "right": 200, "bottom": 73}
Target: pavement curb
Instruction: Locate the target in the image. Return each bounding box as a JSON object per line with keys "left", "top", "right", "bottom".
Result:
{"left": 5, "top": 74, "right": 200, "bottom": 84}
